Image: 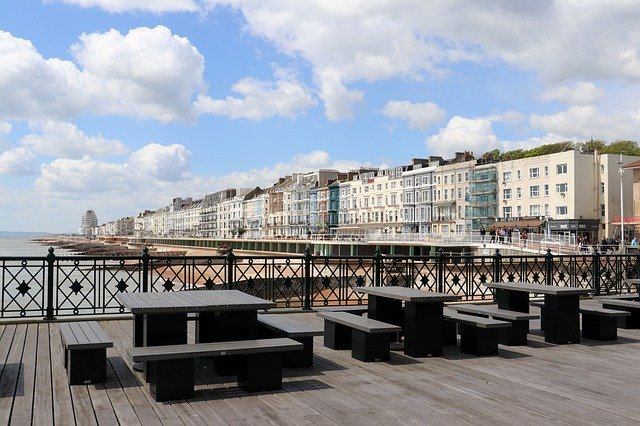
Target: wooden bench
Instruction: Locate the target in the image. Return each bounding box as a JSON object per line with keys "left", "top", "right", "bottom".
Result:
{"left": 257, "top": 314, "right": 323, "bottom": 367}
{"left": 316, "top": 311, "right": 401, "bottom": 362}
{"left": 129, "top": 338, "right": 303, "bottom": 402}
{"left": 316, "top": 305, "right": 369, "bottom": 316}
{"left": 598, "top": 299, "right": 640, "bottom": 329}
{"left": 580, "top": 305, "right": 630, "bottom": 341}
{"left": 447, "top": 304, "right": 538, "bottom": 346}
{"left": 594, "top": 294, "right": 639, "bottom": 301}
{"left": 59, "top": 321, "right": 113, "bottom": 385}
{"left": 443, "top": 310, "right": 511, "bottom": 356}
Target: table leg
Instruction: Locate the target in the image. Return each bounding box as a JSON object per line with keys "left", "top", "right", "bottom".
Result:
{"left": 198, "top": 310, "right": 258, "bottom": 376}
{"left": 543, "top": 294, "right": 580, "bottom": 344}
{"left": 495, "top": 288, "right": 529, "bottom": 313}
{"left": 404, "top": 302, "right": 444, "bottom": 357}
{"left": 368, "top": 295, "right": 403, "bottom": 342}
{"left": 143, "top": 313, "right": 188, "bottom": 382}
{"left": 132, "top": 314, "right": 144, "bottom": 372}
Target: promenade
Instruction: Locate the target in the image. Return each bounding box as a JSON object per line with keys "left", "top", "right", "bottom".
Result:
{"left": 2, "top": 309, "right": 640, "bottom": 424}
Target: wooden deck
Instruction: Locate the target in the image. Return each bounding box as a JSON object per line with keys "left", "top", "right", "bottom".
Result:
{"left": 2, "top": 310, "right": 640, "bottom": 425}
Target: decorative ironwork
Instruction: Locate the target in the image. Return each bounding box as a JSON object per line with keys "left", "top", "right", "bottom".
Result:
{"left": 2, "top": 249, "right": 640, "bottom": 318}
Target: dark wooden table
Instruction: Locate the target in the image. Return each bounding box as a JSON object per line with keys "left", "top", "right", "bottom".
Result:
{"left": 355, "top": 287, "right": 459, "bottom": 357}
{"left": 485, "top": 282, "right": 592, "bottom": 344}
{"left": 117, "top": 290, "right": 276, "bottom": 375}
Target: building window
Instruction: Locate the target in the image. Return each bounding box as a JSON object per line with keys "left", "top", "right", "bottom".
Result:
{"left": 517, "top": 206, "right": 522, "bottom": 217}
{"left": 444, "top": 175, "right": 448, "bottom": 184}
{"left": 557, "top": 163, "right": 568, "bottom": 174}
{"left": 556, "top": 183, "right": 568, "bottom": 193}
{"left": 556, "top": 206, "right": 568, "bottom": 215}
{"left": 544, "top": 166, "right": 549, "bottom": 177}
{"left": 517, "top": 187, "right": 522, "bottom": 199}
{"left": 530, "top": 205, "right": 540, "bottom": 216}
{"left": 457, "top": 188, "right": 462, "bottom": 199}
{"left": 601, "top": 204, "right": 605, "bottom": 217}
{"left": 444, "top": 189, "right": 448, "bottom": 200}
{"left": 517, "top": 170, "right": 521, "bottom": 180}
{"left": 530, "top": 185, "right": 540, "bottom": 197}
{"left": 503, "top": 206, "right": 512, "bottom": 218}
{"left": 529, "top": 167, "right": 539, "bottom": 179}
{"left": 544, "top": 184, "right": 549, "bottom": 196}
{"left": 457, "top": 173, "right": 462, "bottom": 183}
{"left": 503, "top": 171, "right": 512, "bottom": 183}
{"left": 465, "top": 172, "right": 469, "bottom": 182}
{"left": 544, "top": 204, "right": 549, "bottom": 216}
{"left": 503, "top": 188, "right": 512, "bottom": 200}
{"left": 601, "top": 182, "right": 605, "bottom": 193}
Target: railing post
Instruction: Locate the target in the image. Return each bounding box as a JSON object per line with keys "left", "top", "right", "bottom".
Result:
{"left": 303, "top": 247, "right": 312, "bottom": 310}
{"left": 593, "top": 248, "right": 601, "bottom": 295}
{"left": 141, "top": 247, "right": 150, "bottom": 293}
{"left": 437, "top": 248, "right": 445, "bottom": 294}
{"left": 545, "top": 249, "right": 553, "bottom": 286}
{"left": 374, "top": 249, "right": 382, "bottom": 287}
{"left": 44, "top": 247, "right": 56, "bottom": 321}
{"left": 636, "top": 250, "right": 640, "bottom": 295}
{"left": 226, "top": 248, "right": 235, "bottom": 290}
{"left": 492, "top": 249, "right": 502, "bottom": 283}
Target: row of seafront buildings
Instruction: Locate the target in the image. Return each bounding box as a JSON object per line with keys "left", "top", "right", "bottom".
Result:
{"left": 86, "top": 150, "right": 640, "bottom": 243}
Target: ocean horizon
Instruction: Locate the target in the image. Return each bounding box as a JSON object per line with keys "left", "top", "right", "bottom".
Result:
{"left": 0, "top": 236, "right": 75, "bottom": 258}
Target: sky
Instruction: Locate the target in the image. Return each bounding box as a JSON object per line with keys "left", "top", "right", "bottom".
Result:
{"left": 3, "top": 1, "right": 640, "bottom": 233}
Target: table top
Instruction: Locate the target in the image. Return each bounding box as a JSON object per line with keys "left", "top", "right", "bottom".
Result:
{"left": 355, "top": 286, "right": 460, "bottom": 302}
{"left": 485, "top": 282, "right": 592, "bottom": 296}
{"left": 117, "top": 290, "right": 276, "bottom": 314}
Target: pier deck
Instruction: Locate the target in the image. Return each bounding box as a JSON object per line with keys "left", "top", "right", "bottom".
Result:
{"left": 1, "top": 311, "right": 640, "bottom": 424}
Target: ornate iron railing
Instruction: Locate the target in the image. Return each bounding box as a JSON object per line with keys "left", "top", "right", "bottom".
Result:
{"left": 1, "top": 247, "right": 639, "bottom": 319}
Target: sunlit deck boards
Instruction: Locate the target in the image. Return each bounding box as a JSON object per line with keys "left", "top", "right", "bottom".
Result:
{"left": 2, "top": 312, "right": 640, "bottom": 424}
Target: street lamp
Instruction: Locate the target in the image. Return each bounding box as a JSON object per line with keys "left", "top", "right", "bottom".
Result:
{"left": 619, "top": 154, "right": 625, "bottom": 252}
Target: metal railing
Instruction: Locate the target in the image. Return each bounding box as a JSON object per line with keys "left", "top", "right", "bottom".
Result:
{"left": 1, "top": 247, "right": 639, "bottom": 319}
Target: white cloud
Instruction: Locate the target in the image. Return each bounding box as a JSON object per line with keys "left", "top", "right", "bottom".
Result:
{"left": 128, "top": 143, "right": 191, "bottom": 181}
{"left": 538, "top": 82, "right": 605, "bottom": 105}
{"left": 530, "top": 105, "right": 640, "bottom": 140}
{"left": 21, "top": 121, "right": 128, "bottom": 159}
{"left": 426, "top": 116, "right": 498, "bottom": 158}
{"left": 48, "top": 0, "right": 199, "bottom": 13}
{"left": 0, "top": 26, "right": 205, "bottom": 123}
{"left": 36, "top": 157, "right": 131, "bottom": 192}
{"left": 195, "top": 76, "right": 316, "bottom": 120}
{"left": 381, "top": 100, "right": 446, "bottom": 131}
{"left": 0, "top": 122, "right": 11, "bottom": 136}
{"left": 0, "top": 147, "right": 37, "bottom": 175}
{"left": 196, "top": 1, "right": 640, "bottom": 120}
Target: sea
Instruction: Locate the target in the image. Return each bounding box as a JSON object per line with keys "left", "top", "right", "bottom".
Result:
{"left": 0, "top": 237, "right": 74, "bottom": 258}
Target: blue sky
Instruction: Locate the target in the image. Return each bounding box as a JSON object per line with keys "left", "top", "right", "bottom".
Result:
{"left": 2, "top": 1, "right": 640, "bottom": 232}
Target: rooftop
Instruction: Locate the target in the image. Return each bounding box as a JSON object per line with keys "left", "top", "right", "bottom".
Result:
{"left": 1, "top": 310, "right": 639, "bottom": 424}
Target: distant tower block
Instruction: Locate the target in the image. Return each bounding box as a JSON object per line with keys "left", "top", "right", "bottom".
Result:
{"left": 79, "top": 210, "right": 98, "bottom": 235}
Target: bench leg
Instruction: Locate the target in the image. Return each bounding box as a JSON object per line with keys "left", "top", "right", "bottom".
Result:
{"left": 443, "top": 320, "right": 457, "bottom": 346}
{"left": 324, "top": 321, "right": 351, "bottom": 350}
{"left": 582, "top": 314, "right": 618, "bottom": 341}
{"left": 499, "top": 320, "right": 529, "bottom": 346}
{"left": 602, "top": 305, "right": 640, "bottom": 329}
{"left": 143, "top": 313, "right": 188, "bottom": 383}
{"left": 67, "top": 348, "right": 107, "bottom": 385}
{"left": 459, "top": 324, "right": 499, "bottom": 356}
{"left": 351, "top": 330, "right": 390, "bottom": 362}
{"left": 283, "top": 336, "right": 314, "bottom": 368}
{"left": 369, "top": 295, "right": 403, "bottom": 342}
{"left": 149, "top": 359, "right": 194, "bottom": 402}
{"left": 238, "top": 352, "right": 283, "bottom": 392}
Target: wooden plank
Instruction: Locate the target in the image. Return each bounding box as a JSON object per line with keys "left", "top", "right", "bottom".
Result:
{"left": 257, "top": 314, "right": 323, "bottom": 337}
{"left": 486, "top": 281, "right": 592, "bottom": 295}
{"left": 443, "top": 310, "right": 511, "bottom": 328}
{"left": 9, "top": 323, "right": 38, "bottom": 424}
{"left": 316, "top": 311, "right": 401, "bottom": 333}
{"left": 449, "top": 304, "right": 539, "bottom": 320}
{"left": 129, "top": 338, "right": 303, "bottom": 362}
{"left": 50, "top": 323, "right": 76, "bottom": 425}
{"left": 0, "top": 324, "right": 26, "bottom": 424}
{"left": 32, "top": 323, "right": 54, "bottom": 426}
{"left": 356, "top": 286, "right": 459, "bottom": 302}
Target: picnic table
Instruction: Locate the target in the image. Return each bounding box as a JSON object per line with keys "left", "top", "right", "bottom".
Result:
{"left": 485, "top": 282, "right": 592, "bottom": 344}
{"left": 355, "top": 286, "right": 459, "bottom": 357}
{"left": 117, "top": 290, "right": 276, "bottom": 375}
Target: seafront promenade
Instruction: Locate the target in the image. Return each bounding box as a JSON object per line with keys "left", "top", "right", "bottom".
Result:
{"left": 2, "top": 311, "right": 640, "bottom": 424}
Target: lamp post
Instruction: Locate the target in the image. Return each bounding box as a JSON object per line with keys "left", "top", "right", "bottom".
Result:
{"left": 619, "top": 155, "right": 625, "bottom": 252}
